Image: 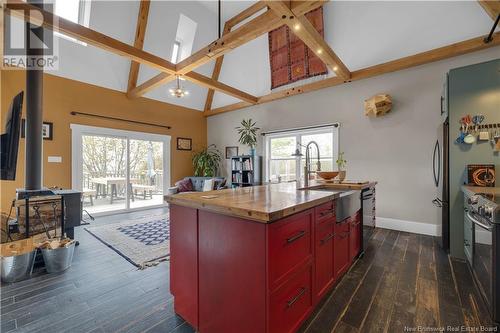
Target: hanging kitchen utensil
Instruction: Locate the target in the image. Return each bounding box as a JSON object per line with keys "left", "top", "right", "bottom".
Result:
{"left": 456, "top": 119, "right": 466, "bottom": 144}
{"left": 463, "top": 116, "right": 476, "bottom": 144}
{"left": 479, "top": 124, "right": 490, "bottom": 141}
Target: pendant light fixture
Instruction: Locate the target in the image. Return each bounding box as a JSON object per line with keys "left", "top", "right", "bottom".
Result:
{"left": 169, "top": 75, "right": 189, "bottom": 98}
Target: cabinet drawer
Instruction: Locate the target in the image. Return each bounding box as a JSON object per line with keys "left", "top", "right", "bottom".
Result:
{"left": 315, "top": 200, "right": 335, "bottom": 223}
{"left": 269, "top": 210, "right": 313, "bottom": 287}
{"left": 269, "top": 265, "right": 313, "bottom": 333}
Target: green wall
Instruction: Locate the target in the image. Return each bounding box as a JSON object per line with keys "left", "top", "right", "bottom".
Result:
{"left": 449, "top": 58, "right": 500, "bottom": 259}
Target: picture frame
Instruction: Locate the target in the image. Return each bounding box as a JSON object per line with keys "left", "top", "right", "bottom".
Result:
{"left": 177, "top": 137, "right": 192, "bottom": 151}
{"left": 225, "top": 146, "right": 239, "bottom": 159}
{"left": 21, "top": 119, "right": 53, "bottom": 140}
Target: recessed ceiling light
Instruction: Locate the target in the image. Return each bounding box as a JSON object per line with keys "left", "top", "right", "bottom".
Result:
{"left": 317, "top": 49, "right": 323, "bottom": 54}
{"left": 333, "top": 66, "right": 338, "bottom": 71}
{"left": 294, "top": 24, "right": 300, "bottom": 31}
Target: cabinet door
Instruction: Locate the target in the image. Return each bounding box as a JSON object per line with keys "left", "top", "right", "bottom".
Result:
{"left": 464, "top": 211, "right": 473, "bottom": 265}
{"left": 314, "top": 222, "right": 335, "bottom": 300}
{"left": 333, "top": 219, "right": 350, "bottom": 279}
{"left": 170, "top": 205, "right": 199, "bottom": 328}
{"left": 349, "top": 213, "right": 361, "bottom": 263}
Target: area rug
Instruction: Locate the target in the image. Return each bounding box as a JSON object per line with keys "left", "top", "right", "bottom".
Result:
{"left": 85, "top": 214, "right": 170, "bottom": 269}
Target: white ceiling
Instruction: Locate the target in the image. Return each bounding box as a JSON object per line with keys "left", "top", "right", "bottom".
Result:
{"left": 45, "top": 1, "right": 497, "bottom": 111}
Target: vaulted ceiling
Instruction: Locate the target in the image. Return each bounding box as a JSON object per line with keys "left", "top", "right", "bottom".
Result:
{"left": 8, "top": 1, "right": 499, "bottom": 114}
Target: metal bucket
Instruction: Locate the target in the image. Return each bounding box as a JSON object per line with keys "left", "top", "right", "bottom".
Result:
{"left": 1, "top": 250, "right": 37, "bottom": 283}
{"left": 41, "top": 242, "right": 75, "bottom": 273}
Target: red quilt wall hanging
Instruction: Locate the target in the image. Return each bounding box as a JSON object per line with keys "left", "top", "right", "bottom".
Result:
{"left": 268, "top": 7, "right": 328, "bottom": 89}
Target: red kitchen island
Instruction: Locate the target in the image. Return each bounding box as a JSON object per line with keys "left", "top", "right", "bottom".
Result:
{"left": 165, "top": 183, "right": 365, "bottom": 333}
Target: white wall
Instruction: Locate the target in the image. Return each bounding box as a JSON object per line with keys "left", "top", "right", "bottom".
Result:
{"left": 207, "top": 47, "right": 500, "bottom": 235}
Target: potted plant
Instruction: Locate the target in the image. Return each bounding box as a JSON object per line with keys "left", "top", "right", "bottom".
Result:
{"left": 235, "top": 119, "right": 260, "bottom": 155}
{"left": 192, "top": 144, "right": 222, "bottom": 177}
{"left": 336, "top": 152, "right": 347, "bottom": 182}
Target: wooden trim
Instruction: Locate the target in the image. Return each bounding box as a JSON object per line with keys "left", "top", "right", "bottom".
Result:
{"left": 5, "top": 0, "right": 255, "bottom": 104}
{"left": 127, "top": 0, "right": 151, "bottom": 93}
{"left": 205, "top": 32, "right": 500, "bottom": 117}
{"left": 478, "top": 0, "right": 500, "bottom": 21}
{"left": 267, "top": 1, "right": 350, "bottom": 80}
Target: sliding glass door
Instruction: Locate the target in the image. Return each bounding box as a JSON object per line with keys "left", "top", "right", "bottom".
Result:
{"left": 72, "top": 125, "right": 170, "bottom": 216}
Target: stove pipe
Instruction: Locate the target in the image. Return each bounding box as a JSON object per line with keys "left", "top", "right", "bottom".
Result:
{"left": 25, "top": 0, "right": 44, "bottom": 190}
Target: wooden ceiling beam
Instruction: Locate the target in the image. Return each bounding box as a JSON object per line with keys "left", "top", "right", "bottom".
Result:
{"left": 226, "top": 1, "right": 269, "bottom": 28}
{"left": 204, "top": 23, "right": 231, "bottom": 112}
{"left": 5, "top": 0, "right": 256, "bottom": 104}
{"left": 266, "top": 1, "right": 350, "bottom": 80}
{"left": 127, "top": 0, "right": 151, "bottom": 93}
{"left": 176, "top": 10, "right": 282, "bottom": 75}
{"left": 134, "top": 1, "right": 327, "bottom": 99}
{"left": 204, "top": 31, "right": 500, "bottom": 116}
{"left": 186, "top": 71, "right": 258, "bottom": 104}
{"left": 478, "top": 0, "right": 500, "bottom": 20}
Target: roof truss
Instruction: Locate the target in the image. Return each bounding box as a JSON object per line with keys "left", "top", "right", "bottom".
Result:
{"left": 205, "top": 31, "right": 500, "bottom": 116}
{"left": 4, "top": 0, "right": 499, "bottom": 115}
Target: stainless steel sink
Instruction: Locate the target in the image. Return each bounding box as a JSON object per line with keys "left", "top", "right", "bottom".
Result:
{"left": 304, "top": 187, "right": 361, "bottom": 222}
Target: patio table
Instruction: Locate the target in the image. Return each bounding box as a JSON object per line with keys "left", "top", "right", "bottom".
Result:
{"left": 91, "top": 177, "right": 137, "bottom": 204}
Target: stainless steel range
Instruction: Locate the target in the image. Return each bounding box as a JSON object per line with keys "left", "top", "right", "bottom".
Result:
{"left": 463, "top": 186, "right": 500, "bottom": 322}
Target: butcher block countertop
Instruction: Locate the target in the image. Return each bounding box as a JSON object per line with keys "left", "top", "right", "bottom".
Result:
{"left": 165, "top": 180, "right": 376, "bottom": 223}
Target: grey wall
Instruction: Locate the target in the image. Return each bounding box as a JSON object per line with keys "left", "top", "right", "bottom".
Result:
{"left": 449, "top": 59, "right": 500, "bottom": 259}
{"left": 207, "top": 47, "right": 500, "bottom": 234}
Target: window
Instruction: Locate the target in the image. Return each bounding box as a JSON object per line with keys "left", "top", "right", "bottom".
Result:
{"left": 54, "top": 0, "right": 91, "bottom": 44}
{"left": 265, "top": 126, "right": 339, "bottom": 183}
{"left": 170, "top": 14, "right": 197, "bottom": 64}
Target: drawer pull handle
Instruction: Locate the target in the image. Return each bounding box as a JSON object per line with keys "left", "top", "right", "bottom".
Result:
{"left": 321, "top": 233, "right": 335, "bottom": 245}
{"left": 286, "top": 287, "right": 306, "bottom": 308}
{"left": 320, "top": 209, "right": 335, "bottom": 217}
{"left": 286, "top": 230, "right": 306, "bottom": 244}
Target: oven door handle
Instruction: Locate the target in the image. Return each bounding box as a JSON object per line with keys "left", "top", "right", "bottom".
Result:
{"left": 467, "top": 211, "right": 493, "bottom": 231}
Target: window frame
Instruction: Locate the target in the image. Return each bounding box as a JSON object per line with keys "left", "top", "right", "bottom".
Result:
{"left": 264, "top": 125, "right": 339, "bottom": 183}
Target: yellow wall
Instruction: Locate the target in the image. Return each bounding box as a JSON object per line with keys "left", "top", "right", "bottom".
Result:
{"left": 0, "top": 69, "right": 207, "bottom": 213}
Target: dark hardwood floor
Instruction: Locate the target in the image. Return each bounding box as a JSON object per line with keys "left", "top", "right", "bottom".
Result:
{"left": 1, "top": 210, "right": 494, "bottom": 333}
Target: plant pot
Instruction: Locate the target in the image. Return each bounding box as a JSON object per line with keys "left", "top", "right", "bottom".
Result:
{"left": 338, "top": 170, "right": 346, "bottom": 182}
{"left": 250, "top": 148, "right": 256, "bottom": 156}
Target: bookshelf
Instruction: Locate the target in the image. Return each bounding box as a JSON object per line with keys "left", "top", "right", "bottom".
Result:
{"left": 230, "top": 155, "right": 262, "bottom": 188}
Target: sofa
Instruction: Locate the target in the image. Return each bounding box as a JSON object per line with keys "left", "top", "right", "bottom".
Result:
{"left": 167, "top": 177, "right": 226, "bottom": 195}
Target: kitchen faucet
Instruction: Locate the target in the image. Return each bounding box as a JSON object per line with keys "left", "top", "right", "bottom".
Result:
{"left": 292, "top": 141, "right": 321, "bottom": 187}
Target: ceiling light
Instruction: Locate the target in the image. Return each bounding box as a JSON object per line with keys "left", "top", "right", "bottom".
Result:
{"left": 333, "top": 66, "right": 338, "bottom": 71}
{"left": 294, "top": 24, "right": 300, "bottom": 31}
{"left": 317, "top": 49, "right": 323, "bottom": 54}
{"left": 169, "top": 75, "right": 189, "bottom": 98}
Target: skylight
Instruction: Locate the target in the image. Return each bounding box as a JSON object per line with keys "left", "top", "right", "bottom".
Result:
{"left": 171, "top": 14, "right": 197, "bottom": 64}
{"left": 55, "top": 0, "right": 80, "bottom": 24}
{"left": 53, "top": 0, "right": 91, "bottom": 45}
